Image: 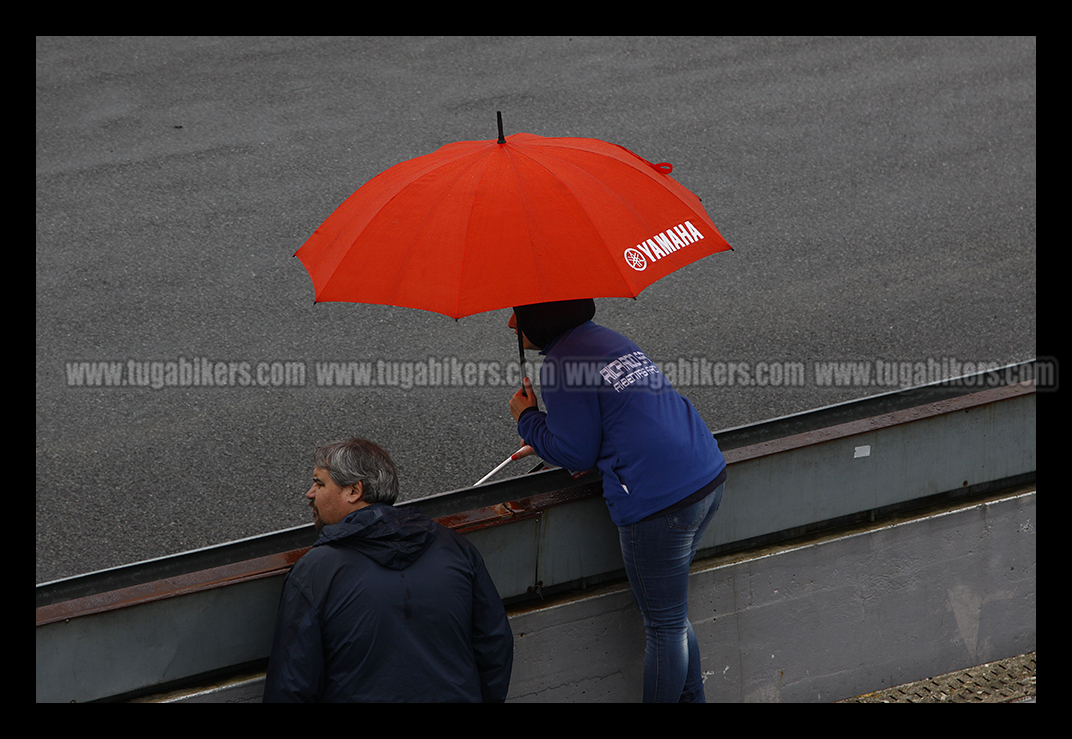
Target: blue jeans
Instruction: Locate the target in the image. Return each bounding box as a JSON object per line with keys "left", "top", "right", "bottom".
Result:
{"left": 618, "top": 483, "right": 723, "bottom": 703}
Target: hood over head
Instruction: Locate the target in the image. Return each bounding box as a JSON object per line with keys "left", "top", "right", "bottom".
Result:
{"left": 315, "top": 503, "right": 438, "bottom": 570}
{"left": 513, "top": 299, "right": 595, "bottom": 350}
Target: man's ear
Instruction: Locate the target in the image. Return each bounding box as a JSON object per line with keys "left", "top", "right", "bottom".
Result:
{"left": 345, "top": 480, "right": 365, "bottom": 505}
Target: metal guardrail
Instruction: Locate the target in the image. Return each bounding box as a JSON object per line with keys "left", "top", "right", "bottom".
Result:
{"left": 36, "top": 364, "right": 1038, "bottom": 702}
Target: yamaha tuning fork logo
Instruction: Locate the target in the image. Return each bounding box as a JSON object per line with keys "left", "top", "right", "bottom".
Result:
{"left": 624, "top": 220, "right": 705, "bottom": 271}
{"left": 623, "top": 248, "right": 648, "bottom": 271}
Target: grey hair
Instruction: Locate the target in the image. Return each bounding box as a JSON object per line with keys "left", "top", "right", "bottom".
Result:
{"left": 313, "top": 438, "right": 399, "bottom": 505}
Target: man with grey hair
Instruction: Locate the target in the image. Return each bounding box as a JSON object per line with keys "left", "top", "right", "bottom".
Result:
{"left": 264, "top": 437, "right": 513, "bottom": 702}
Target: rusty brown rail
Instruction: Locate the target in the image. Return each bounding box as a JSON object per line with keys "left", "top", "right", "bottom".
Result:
{"left": 38, "top": 380, "right": 1034, "bottom": 629}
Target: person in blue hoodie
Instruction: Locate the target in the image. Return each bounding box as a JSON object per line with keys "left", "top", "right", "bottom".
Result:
{"left": 263, "top": 437, "right": 513, "bottom": 703}
{"left": 508, "top": 299, "right": 726, "bottom": 703}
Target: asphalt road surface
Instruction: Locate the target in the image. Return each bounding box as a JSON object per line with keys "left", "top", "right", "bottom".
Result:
{"left": 36, "top": 36, "right": 1036, "bottom": 583}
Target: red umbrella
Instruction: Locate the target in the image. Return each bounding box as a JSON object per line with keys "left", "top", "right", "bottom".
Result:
{"left": 296, "top": 115, "right": 733, "bottom": 481}
{"left": 295, "top": 114, "right": 732, "bottom": 320}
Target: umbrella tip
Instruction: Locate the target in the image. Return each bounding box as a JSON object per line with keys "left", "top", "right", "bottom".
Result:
{"left": 497, "top": 111, "right": 506, "bottom": 145}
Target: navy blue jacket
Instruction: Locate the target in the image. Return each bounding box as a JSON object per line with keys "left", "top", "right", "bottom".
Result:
{"left": 263, "top": 503, "right": 513, "bottom": 702}
{"left": 518, "top": 321, "right": 726, "bottom": 526}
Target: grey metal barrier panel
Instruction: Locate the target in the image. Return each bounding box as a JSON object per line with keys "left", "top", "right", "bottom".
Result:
{"left": 36, "top": 377, "right": 1036, "bottom": 702}
{"left": 438, "top": 381, "right": 1035, "bottom": 602}
{"left": 127, "top": 486, "right": 1039, "bottom": 703}
{"left": 703, "top": 382, "right": 1036, "bottom": 550}
{"left": 504, "top": 488, "right": 1036, "bottom": 702}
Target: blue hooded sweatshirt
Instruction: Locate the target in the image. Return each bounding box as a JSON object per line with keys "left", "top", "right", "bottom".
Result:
{"left": 263, "top": 503, "right": 513, "bottom": 702}
{"left": 517, "top": 321, "right": 725, "bottom": 526}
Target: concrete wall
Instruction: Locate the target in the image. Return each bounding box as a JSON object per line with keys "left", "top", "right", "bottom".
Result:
{"left": 148, "top": 487, "right": 1035, "bottom": 703}
{"left": 37, "top": 379, "right": 1036, "bottom": 702}
{"left": 506, "top": 489, "right": 1036, "bottom": 702}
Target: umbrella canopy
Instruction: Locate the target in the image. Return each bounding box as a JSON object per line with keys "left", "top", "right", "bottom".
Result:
{"left": 295, "top": 116, "right": 732, "bottom": 320}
